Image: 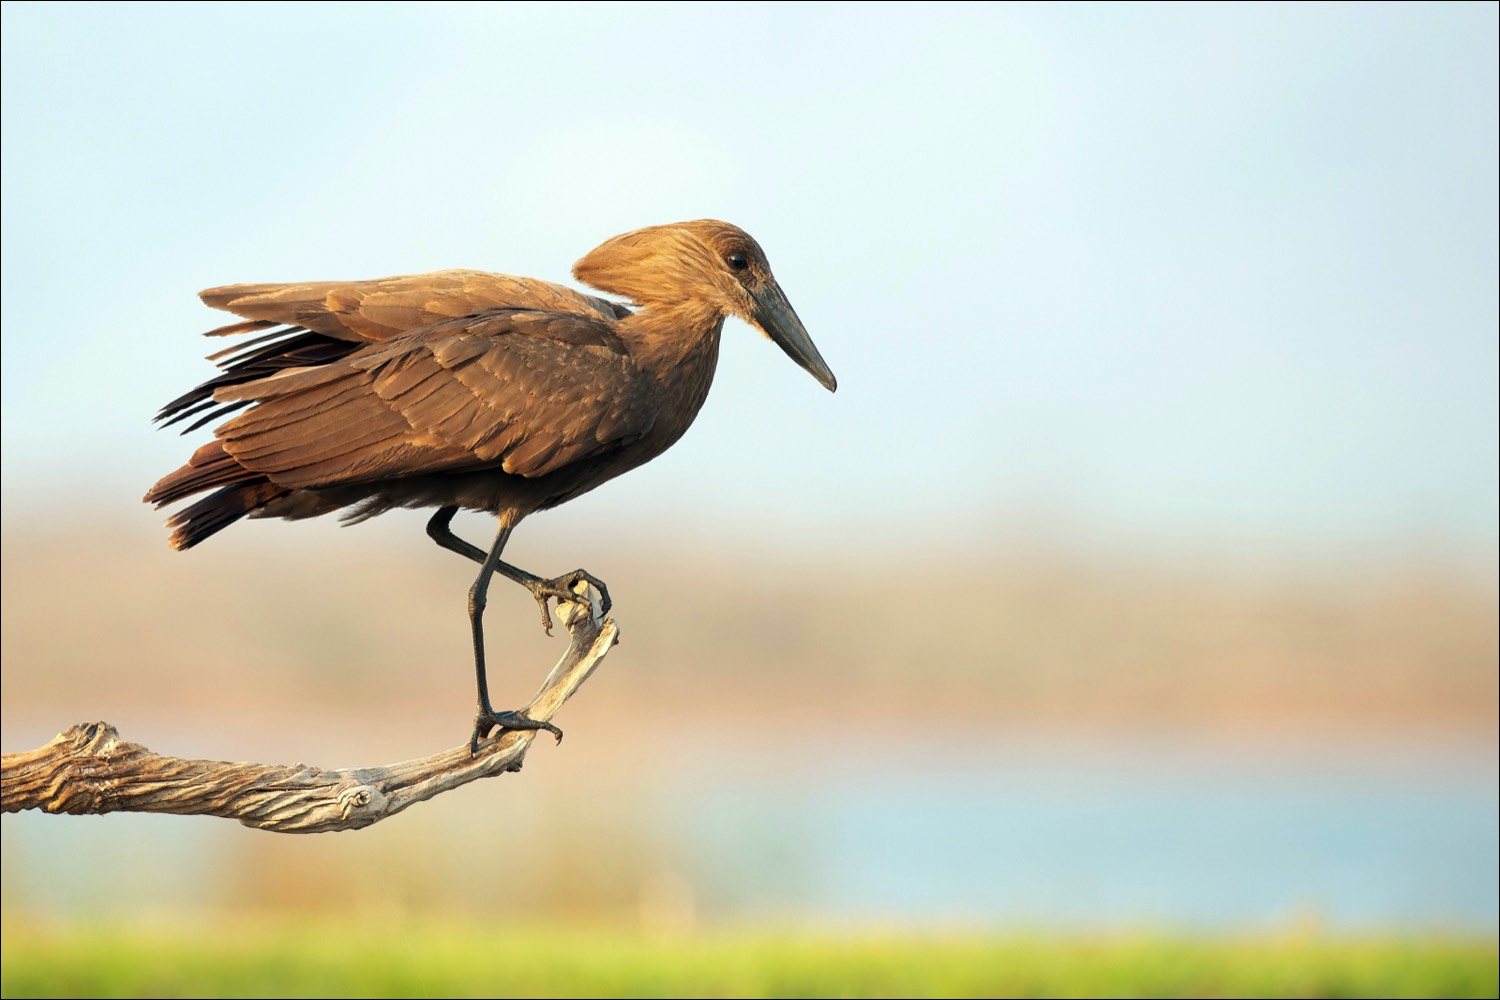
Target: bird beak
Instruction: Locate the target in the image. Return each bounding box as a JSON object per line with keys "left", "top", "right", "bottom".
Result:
{"left": 751, "top": 282, "right": 837, "bottom": 392}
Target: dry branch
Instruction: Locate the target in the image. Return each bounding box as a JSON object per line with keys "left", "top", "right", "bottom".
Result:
{"left": 0, "top": 590, "right": 617, "bottom": 834}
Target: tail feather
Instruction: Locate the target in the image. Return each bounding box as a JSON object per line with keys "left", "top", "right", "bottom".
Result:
{"left": 145, "top": 440, "right": 292, "bottom": 549}
{"left": 148, "top": 314, "right": 364, "bottom": 551}
{"left": 145, "top": 441, "right": 252, "bottom": 507}
{"left": 164, "top": 480, "right": 291, "bottom": 550}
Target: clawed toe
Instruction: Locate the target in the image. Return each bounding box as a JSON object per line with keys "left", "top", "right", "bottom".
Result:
{"left": 470, "top": 708, "right": 564, "bottom": 754}
{"left": 524, "top": 569, "right": 610, "bottom": 633}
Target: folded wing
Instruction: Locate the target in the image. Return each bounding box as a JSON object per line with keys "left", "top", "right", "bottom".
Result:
{"left": 217, "top": 308, "right": 655, "bottom": 485}
{"left": 146, "top": 305, "right": 657, "bottom": 548}
{"left": 159, "top": 270, "right": 632, "bottom": 433}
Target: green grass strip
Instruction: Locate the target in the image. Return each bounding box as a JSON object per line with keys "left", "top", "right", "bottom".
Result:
{"left": 3, "top": 920, "right": 1495, "bottom": 999}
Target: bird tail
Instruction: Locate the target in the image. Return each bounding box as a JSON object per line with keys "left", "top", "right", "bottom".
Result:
{"left": 144, "top": 441, "right": 291, "bottom": 550}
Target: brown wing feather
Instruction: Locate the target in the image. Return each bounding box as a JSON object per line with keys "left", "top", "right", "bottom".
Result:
{"left": 200, "top": 269, "right": 630, "bottom": 344}
{"left": 163, "top": 272, "right": 633, "bottom": 432}
{"left": 212, "top": 308, "right": 658, "bottom": 491}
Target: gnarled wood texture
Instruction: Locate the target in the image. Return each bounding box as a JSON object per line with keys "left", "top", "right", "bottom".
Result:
{"left": 0, "top": 592, "right": 614, "bottom": 834}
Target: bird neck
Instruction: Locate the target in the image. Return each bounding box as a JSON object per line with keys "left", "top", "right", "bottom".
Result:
{"left": 618, "top": 298, "right": 726, "bottom": 375}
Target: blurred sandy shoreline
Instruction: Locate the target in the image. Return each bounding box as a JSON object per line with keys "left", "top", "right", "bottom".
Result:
{"left": 4, "top": 515, "right": 1493, "bottom": 761}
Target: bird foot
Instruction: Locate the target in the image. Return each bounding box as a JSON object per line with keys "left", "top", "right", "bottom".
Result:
{"left": 470, "top": 708, "right": 563, "bottom": 755}
{"left": 524, "top": 569, "right": 611, "bottom": 634}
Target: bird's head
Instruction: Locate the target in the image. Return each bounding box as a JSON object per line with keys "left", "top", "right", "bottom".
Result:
{"left": 574, "top": 220, "right": 836, "bottom": 392}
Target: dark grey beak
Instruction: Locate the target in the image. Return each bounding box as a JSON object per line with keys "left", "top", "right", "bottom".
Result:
{"left": 751, "top": 282, "right": 837, "bottom": 392}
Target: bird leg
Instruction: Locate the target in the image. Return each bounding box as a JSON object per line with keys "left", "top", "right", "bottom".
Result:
{"left": 426, "top": 506, "right": 612, "bottom": 634}
{"left": 465, "top": 520, "right": 563, "bottom": 754}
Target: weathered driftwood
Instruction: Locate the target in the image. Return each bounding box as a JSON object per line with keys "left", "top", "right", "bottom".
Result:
{"left": 0, "top": 590, "right": 616, "bottom": 834}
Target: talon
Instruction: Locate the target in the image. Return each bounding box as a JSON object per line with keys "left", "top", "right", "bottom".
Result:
{"left": 522, "top": 568, "right": 610, "bottom": 633}
{"left": 470, "top": 708, "right": 564, "bottom": 754}
{"left": 535, "top": 597, "right": 555, "bottom": 635}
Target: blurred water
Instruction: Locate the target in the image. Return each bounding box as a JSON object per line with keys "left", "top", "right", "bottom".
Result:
{"left": 674, "top": 738, "right": 1499, "bottom": 931}
{"left": 3, "top": 735, "right": 1495, "bottom": 931}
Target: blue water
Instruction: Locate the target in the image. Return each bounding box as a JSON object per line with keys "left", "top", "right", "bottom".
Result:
{"left": 674, "top": 738, "right": 1499, "bottom": 931}
{"left": 3, "top": 733, "right": 1495, "bottom": 930}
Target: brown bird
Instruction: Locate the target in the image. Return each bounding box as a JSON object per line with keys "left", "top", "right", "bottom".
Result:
{"left": 145, "top": 220, "right": 836, "bottom": 751}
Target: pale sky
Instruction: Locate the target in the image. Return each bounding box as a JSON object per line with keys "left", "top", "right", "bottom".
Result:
{"left": 3, "top": 3, "right": 1496, "bottom": 561}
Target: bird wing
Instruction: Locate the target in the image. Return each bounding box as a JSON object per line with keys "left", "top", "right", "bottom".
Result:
{"left": 212, "top": 308, "right": 658, "bottom": 488}
{"left": 158, "top": 271, "right": 635, "bottom": 433}
{"left": 199, "top": 269, "right": 631, "bottom": 342}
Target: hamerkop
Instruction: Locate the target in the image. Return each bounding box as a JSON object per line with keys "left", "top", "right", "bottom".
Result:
{"left": 145, "top": 220, "right": 837, "bottom": 751}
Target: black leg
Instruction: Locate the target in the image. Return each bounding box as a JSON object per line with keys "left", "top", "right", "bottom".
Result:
{"left": 426, "top": 506, "right": 612, "bottom": 633}
{"left": 464, "top": 518, "right": 563, "bottom": 754}
{"left": 427, "top": 506, "right": 486, "bottom": 562}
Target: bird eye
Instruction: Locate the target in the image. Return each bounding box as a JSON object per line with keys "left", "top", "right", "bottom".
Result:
{"left": 726, "top": 252, "right": 749, "bottom": 272}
